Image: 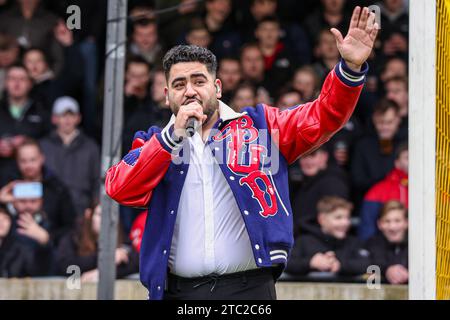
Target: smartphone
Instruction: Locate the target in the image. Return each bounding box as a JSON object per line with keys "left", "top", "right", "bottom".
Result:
{"left": 12, "top": 182, "right": 43, "bottom": 199}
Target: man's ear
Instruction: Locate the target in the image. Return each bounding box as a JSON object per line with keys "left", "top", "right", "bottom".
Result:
{"left": 215, "top": 79, "right": 222, "bottom": 99}
{"left": 164, "top": 87, "right": 169, "bottom": 106}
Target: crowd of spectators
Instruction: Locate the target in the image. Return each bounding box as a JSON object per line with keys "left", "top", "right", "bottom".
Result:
{"left": 0, "top": 0, "right": 409, "bottom": 285}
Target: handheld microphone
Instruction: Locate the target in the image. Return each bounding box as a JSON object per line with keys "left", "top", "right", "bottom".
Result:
{"left": 186, "top": 117, "right": 198, "bottom": 137}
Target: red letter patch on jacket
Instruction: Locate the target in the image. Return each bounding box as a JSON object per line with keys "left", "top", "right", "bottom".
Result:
{"left": 214, "top": 115, "right": 278, "bottom": 217}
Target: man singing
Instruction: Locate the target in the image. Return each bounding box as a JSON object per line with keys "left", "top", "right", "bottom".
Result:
{"left": 106, "top": 6, "right": 378, "bottom": 300}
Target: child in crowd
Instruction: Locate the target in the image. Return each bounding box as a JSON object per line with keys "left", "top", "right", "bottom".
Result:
{"left": 286, "top": 196, "right": 370, "bottom": 277}
{"left": 364, "top": 200, "right": 408, "bottom": 284}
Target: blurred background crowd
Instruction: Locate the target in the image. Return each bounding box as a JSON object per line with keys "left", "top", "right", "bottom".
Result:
{"left": 0, "top": 0, "right": 409, "bottom": 285}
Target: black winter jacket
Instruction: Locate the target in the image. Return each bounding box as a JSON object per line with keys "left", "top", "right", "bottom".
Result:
{"left": 285, "top": 229, "right": 370, "bottom": 276}
{"left": 291, "top": 165, "right": 350, "bottom": 237}
{"left": 364, "top": 233, "right": 408, "bottom": 278}
{"left": 0, "top": 98, "right": 51, "bottom": 139}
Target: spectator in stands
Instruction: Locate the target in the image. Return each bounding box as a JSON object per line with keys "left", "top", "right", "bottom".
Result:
{"left": 0, "top": 139, "right": 76, "bottom": 245}
{"left": 0, "top": 33, "right": 20, "bottom": 100}
{"left": 120, "top": 57, "right": 155, "bottom": 233}
{"left": 240, "top": 43, "right": 265, "bottom": 86}
{"left": 124, "top": 56, "right": 152, "bottom": 103}
{"left": 378, "top": 0, "right": 409, "bottom": 43}
{"left": 255, "top": 16, "right": 298, "bottom": 98}
{"left": 184, "top": 17, "right": 212, "bottom": 49}
{"left": 380, "top": 32, "right": 408, "bottom": 63}
{"left": 312, "top": 29, "right": 341, "bottom": 83}
{"left": 34, "top": 22, "right": 85, "bottom": 104}
{"left": 285, "top": 196, "right": 370, "bottom": 278}
{"left": 156, "top": 0, "right": 201, "bottom": 48}
{"left": 384, "top": 76, "right": 408, "bottom": 140}
{"left": 122, "top": 56, "right": 154, "bottom": 154}
{"left": 0, "top": 64, "right": 50, "bottom": 139}
{"left": 40, "top": 97, "right": 100, "bottom": 216}
{"left": 23, "top": 47, "right": 58, "bottom": 108}
{"left": 291, "top": 146, "right": 350, "bottom": 237}
{"left": 248, "top": 0, "right": 278, "bottom": 26}
{"left": 276, "top": 90, "right": 302, "bottom": 111}
{"left": 150, "top": 68, "right": 172, "bottom": 129}
{"left": 380, "top": 57, "right": 408, "bottom": 84}
{"left": 56, "top": 202, "right": 139, "bottom": 282}
{"left": 359, "top": 143, "right": 408, "bottom": 240}
{"left": 129, "top": 19, "right": 163, "bottom": 67}
{"left": 230, "top": 82, "right": 256, "bottom": 112}
{"left": 0, "top": 64, "right": 50, "bottom": 185}
{"left": 243, "top": 0, "right": 311, "bottom": 65}
{"left": 52, "top": 20, "right": 87, "bottom": 129}
{"left": 291, "top": 66, "right": 319, "bottom": 102}
{"left": 351, "top": 98, "right": 404, "bottom": 200}
{"left": 367, "top": 57, "right": 407, "bottom": 111}
{"left": 217, "top": 57, "right": 241, "bottom": 104}
{"left": 204, "top": 0, "right": 241, "bottom": 59}
{"left": 50, "top": 0, "right": 107, "bottom": 134}
{"left": 128, "top": 4, "right": 155, "bottom": 26}
{"left": 365, "top": 200, "right": 408, "bottom": 284}
{"left": 326, "top": 115, "right": 363, "bottom": 169}
{"left": 0, "top": 205, "right": 40, "bottom": 277}
{"left": 239, "top": 43, "right": 272, "bottom": 104}
{"left": 7, "top": 182, "right": 53, "bottom": 276}
{"left": 0, "top": 0, "right": 64, "bottom": 75}
{"left": 304, "top": 0, "right": 350, "bottom": 46}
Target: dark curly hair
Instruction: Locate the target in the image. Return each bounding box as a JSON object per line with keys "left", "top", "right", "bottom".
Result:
{"left": 162, "top": 45, "right": 218, "bottom": 80}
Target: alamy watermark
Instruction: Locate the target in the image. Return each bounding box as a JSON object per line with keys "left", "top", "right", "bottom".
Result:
{"left": 66, "top": 265, "right": 81, "bottom": 290}
{"left": 368, "top": 5, "right": 382, "bottom": 29}
{"left": 62, "top": 4, "right": 381, "bottom": 32}
{"left": 66, "top": 5, "right": 81, "bottom": 30}
{"left": 366, "top": 265, "right": 381, "bottom": 290}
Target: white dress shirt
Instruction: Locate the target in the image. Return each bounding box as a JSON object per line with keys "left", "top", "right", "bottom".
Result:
{"left": 168, "top": 129, "right": 257, "bottom": 278}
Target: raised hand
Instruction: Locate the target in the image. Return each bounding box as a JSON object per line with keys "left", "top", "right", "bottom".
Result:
{"left": 0, "top": 181, "right": 18, "bottom": 204}
{"left": 16, "top": 213, "right": 50, "bottom": 245}
{"left": 330, "top": 6, "right": 379, "bottom": 72}
{"left": 54, "top": 19, "right": 74, "bottom": 47}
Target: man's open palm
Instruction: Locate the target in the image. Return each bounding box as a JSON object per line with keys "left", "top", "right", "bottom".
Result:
{"left": 331, "top": 6, "right": 379, "bottom": 71}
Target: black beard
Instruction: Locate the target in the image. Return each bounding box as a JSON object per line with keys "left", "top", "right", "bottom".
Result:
{"left": 171, "top": 98, "right": 219, "bottom": 126}
{"left": 202, "top": 102, "right": 219, "bottom": 127}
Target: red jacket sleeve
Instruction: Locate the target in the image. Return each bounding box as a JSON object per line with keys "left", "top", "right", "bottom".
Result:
{"left": 105, "top": 125, "right": 181, "bottom": 207}
{"left": 264, "top": 60, "right": 368, "bottom": 164}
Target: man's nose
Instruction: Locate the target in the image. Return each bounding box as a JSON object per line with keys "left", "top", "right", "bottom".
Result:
{"left": 184, "top": 82, "right": 197, "bottom": 97}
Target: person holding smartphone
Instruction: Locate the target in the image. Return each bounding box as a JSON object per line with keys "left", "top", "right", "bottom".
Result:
{"left": 6, "top": 182, "right": 53, "bottom": 276}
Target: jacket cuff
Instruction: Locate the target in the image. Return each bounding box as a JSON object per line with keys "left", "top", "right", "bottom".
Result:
{"left": 335, "top": 59, "right": 369, "bottom": 87}
{"left": 156, "top": 124, "right": 183, "bottom": 153}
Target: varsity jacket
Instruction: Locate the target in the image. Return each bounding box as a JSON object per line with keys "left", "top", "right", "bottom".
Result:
{"left": 105, "top": 59, "right": 368, "bottom": 300}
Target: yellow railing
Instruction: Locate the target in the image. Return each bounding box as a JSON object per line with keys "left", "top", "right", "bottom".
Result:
{"left": 436, "top": 0, "right": 450, "bottom": 300}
